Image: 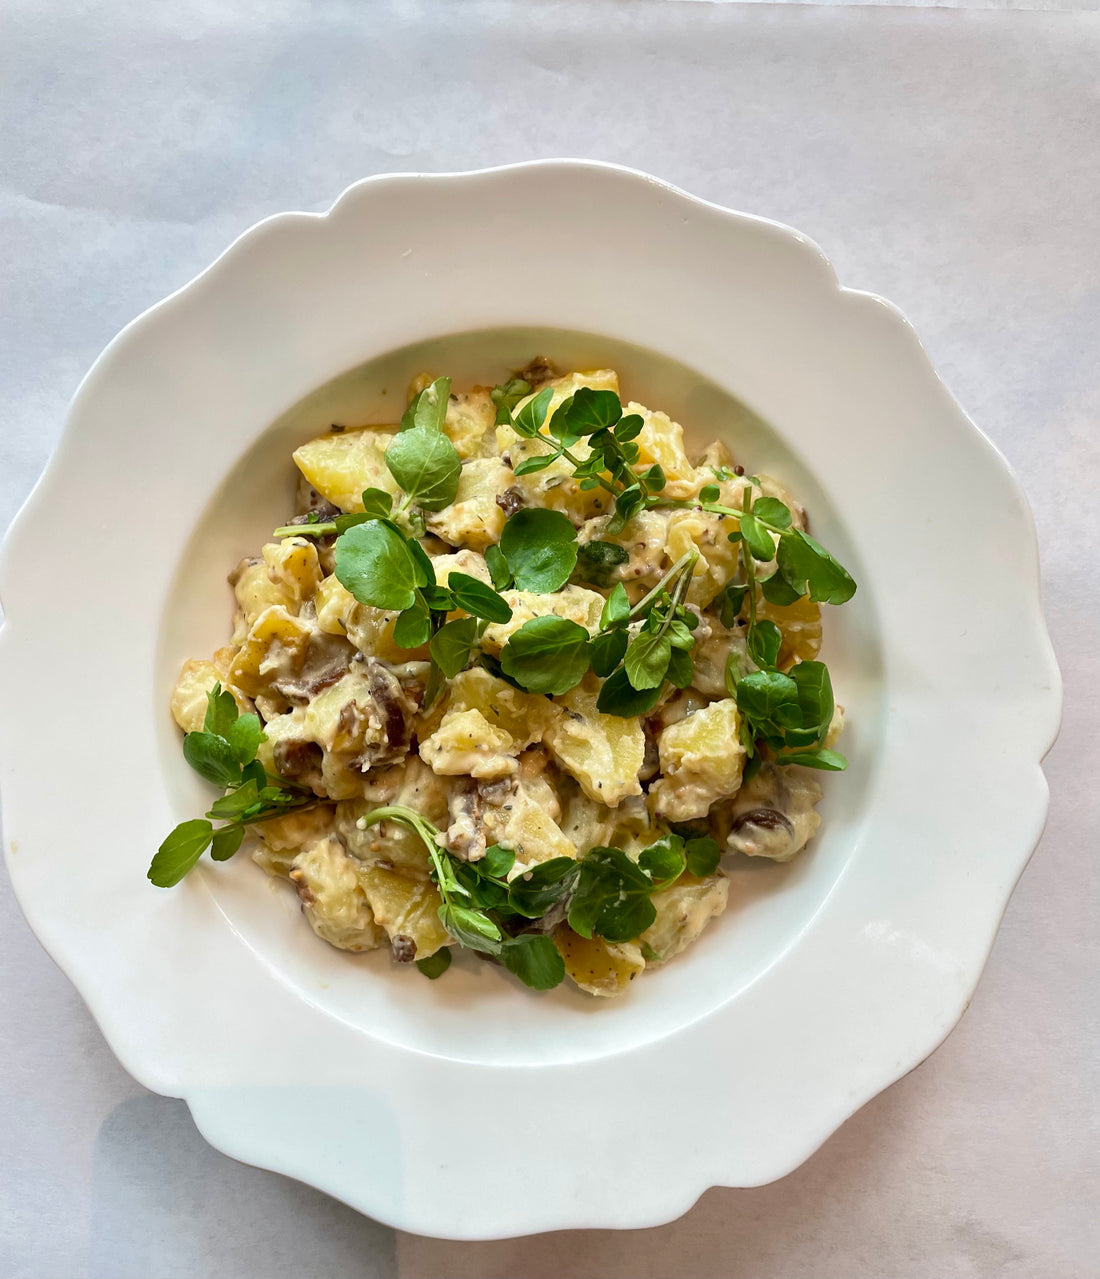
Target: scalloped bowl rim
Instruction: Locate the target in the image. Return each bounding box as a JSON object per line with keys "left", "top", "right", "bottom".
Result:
{"left": 0, "top": 161, "right": 1061, "bottom": 1239}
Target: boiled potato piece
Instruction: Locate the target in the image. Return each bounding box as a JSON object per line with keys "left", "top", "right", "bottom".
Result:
{"left": 755, "top": 593, "right": 822, "bottom": 668}
{"left": 649, "top": 698, "right": 745, "bottom": 821}
{"left": 427, "top": 549, "right": 492, "bottom": 587}
{"left": 554, "top": 927, "right": 645, "bottom": 997}
{"left": 420, "top": 668, "right": 561, "bottom": 779}
{"left": 665, "top": 510, "right": 746, "bottom": 608}
{"left": 170, "top": 658, "right": 249, "bottom": 733}
{"left": 544, "top": 675, "right": 645, "bottom": 806}
{"left": 426, "top": 458, "right": 511, "bottom": 549}
{"left": 622, "top": 401, "right": 697, "bottom": 500}
{"left": 228, "top": 605, "right": 313, "bottom": 699}
{"left": 481, "top": 585, "right": 605, "bottom": 653}
{"left": 313, "top": 574, "right": 429, "bottom": 662}
{"left": 640, "top": 874, "right": 729, "bottom": 964}
{"left": 255, "top": 804, "right": 337, "bottom": 856}
{"left": 289, "top": 836, "right": 385, "bottom": 952}
{"left": 443, "top": 385, "right": 497, "bottom": 458}
{"left": 421, "top": 709, "right": 515, "bottom": 779}
{"left": 293, "top": 427, "right": 401, "bottom": 512}
{"left": 483, "top": 773, "right": 577, "bottom": 867}
{"left": 357, "top": 863, "right": 449, "bottom": 958}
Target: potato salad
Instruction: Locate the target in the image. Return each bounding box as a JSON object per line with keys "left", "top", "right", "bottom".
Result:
{"left": 152, "top": 363, "right": 856, "bottom": 996}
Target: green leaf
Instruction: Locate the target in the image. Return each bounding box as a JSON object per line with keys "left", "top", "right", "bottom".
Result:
{"left": 666, "top": 618, "right": 695, "bottom": 650}
{"left": 485, "top": 543, "right": 512, "bottom": 591}
{"left": 225, "top": 712, "right": 264, "bottom": 766}
{"left": 597, "top": 894, "right": 657, "bottom": 943}
{"left": 331, "top": 512, "right": 372, "bottom": 535}
{"left": 685, "top": 836, "right": 722, "bottom": 877}
{"left": 566, "top": 856, "right": 618, "bottom": 939}
{"left": 639, "top": 833, "right": 686, "bottom": 886}
{"left": 666, "top": 645, "right": 694, "bottom": 689}
{"left": 240, "top": 759, "right": 267, "bottom": 792}
{"left": 575, "top": 539, "right": 629, "bottom": 586}
{"left": 752, "top": 496, "right": 792, "bottom": 528}
{"left": 499, "top": 508, "right": 578, "bottom": 593}
{"left": 735, "top": 669, "right": 799, "bottom": 723}
{"left": 148, "top": 819, "right": 214, "bottom": 887}
{"left": 393, "top": 593, "right": 432, "bottom": 648}
{"left": 207, "top": 779, "right": 260, "bottom": 819}
{"left": 624, "top": 630, "right": 672, "bottom": 691}
{"left": 500, "top": 617, "right": 591, "bottom": 696}
{"left": 406, "top": 536, "right": 436, "bottom": 588}
{"left": 776, "top": 529, "right": 856, "bottom": 604}
{"left": 447, "top": 572, "right": 513, "bottom": 624}
{"left": 384, "top": 424, "right": 462, "bottom": 511}
{"left": 512, "top": 452, "right": 559, "bottom": 477}
{"left": 182, "top": 732, "right": 242, "bottom": 788}
{"left": 513, "top": 385, "right": 554, "bottom": 438}
{"left": 759, "top": 570, "right": 804, "bottom": 606}
{"left": 590, "top": 628, "right": 628, "bottom": 678}
{"left": 642, "top": 464, "right": 666, "bottom": 492}
{"left": 429, "top": 616, "right": 479, "bottom": 678}
{"left": 550, "top": 386, "right": 622, "bottom": 437}
{"left": 739, "top": 512, "right": 776, "bottom": 561}
{"left": 439, "top": 903, "right": 502, "bottom": 954}
{"left": 775, "top": 747, "right": 848, "bottom": 771}
{"left": 599, "top": 582, "right": 631, "bottom": 629}
{"left": 507, "top": 857, "right": 579, "bottom": 918}
{"left": 491, "top": 378, "right": 532, "bottom": 426}
{"left": 401, "top": 376, "right": 452, "bottom": 433}
{"left": 203, "top": 683, "right": 238, "bottom": 737}
{"left": 715, "top": 583, "right": 748, "bottom": 628}
{"left": 422, "top": 584, "right": 456, "bottom": 611}
{"left": 210, "top": 824, "right": 245, "bottom": 862}
{"left": 607, "top": 484, "right": 644, "bottom": 534}
{"left": 480, "top": 844, "right": 516, "bottom": 879}
{"left": 335, "top": 520, "right": 420, "bottom": 610}
{"left": 500, "top": 934, "right": 566, "bottom": 990}
{"left": 747, "top": 619, "right": 783, "bottom": 670}
{"left": 789, "top": 660, "right": 835, "bottom": 742}
{"left": 416, "top": 947, "right": 452, "bottom": 978}
{"left": 699, "top": 483, "right": 721, "bottom": 503}
{"left": 359, "top": 487, "right": 395, "bottom": 519}
{"left": 595, "top": 666, "right": 663, "bottom": 717}
{"left": 613, "top": 413, "right": 644, "bottom": 442}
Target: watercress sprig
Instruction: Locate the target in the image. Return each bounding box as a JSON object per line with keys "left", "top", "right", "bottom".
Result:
{"left": 353, "top": 807, "right": 721, "bottom": 985}
{"left": 149, "top": 684, "right": 315, "bottom": 887}
{"left": 354, "top": 806, "right": 566, "bottom": 990}
{"left": 717, "top": 486, "right": 853, "bottom": 770}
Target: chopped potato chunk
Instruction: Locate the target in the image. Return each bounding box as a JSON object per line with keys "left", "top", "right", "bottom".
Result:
{"left": 426, "top": 459, "right": 511, "bottom": 549}
{"left": 292, "top": 427, "right": 402, "bottom": 512}
{"left": 544, "top": 675, "right": 645, "bottom": 806}
{"left": 290, "top": 836, "right": 385, "bottom": 952}
{"left": 481, "top": 585, "right": 605, "bottom": 653}
{"left": 554, "top": 928, "right": 645, "bottom": 997}
{"left": 641, "top": 874, "right": 729, "bottom": 964}
{"left": 649, "top": 698, "right": 745, "bottom": 821}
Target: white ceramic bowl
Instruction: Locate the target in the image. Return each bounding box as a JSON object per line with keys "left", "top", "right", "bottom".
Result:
{"left": 0, "top": 162, "right": 1060, "bottom": 1239}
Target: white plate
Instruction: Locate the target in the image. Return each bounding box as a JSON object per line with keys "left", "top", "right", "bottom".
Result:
{"left": 0, "top": 162, "right": 1060, "bottom": 1239}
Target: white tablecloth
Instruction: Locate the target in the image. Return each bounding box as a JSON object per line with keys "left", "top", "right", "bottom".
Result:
{"left": 2, "top": 3, "right": 1098, "bottom": 1276}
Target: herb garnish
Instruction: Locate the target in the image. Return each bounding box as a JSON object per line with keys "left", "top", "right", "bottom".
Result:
{"left": 354, "top": 807, "right": 707, "bottom": 987}
{"left": 148, "top": 684, "right": 315, "bottom": 887}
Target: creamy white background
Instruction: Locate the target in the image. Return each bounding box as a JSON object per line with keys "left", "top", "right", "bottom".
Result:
{"left": 1, "top": 2, "right": 1097, "bottom": 1277}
